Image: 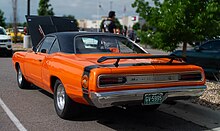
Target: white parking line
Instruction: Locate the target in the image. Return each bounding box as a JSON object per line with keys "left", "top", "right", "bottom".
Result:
{"left": 0, "top": 98, "right": 27, "bottom": 131}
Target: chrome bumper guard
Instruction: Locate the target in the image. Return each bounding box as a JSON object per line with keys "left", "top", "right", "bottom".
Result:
{"left": 90, "top": 85, "right": 206, "bottom": 108}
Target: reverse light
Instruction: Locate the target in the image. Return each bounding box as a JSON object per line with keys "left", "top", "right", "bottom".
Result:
{"left": 82, "top": 75, "right": 89, "bottom": 88}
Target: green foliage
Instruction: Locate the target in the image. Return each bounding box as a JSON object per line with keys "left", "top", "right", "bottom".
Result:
{"left": 0, "top": 9, "right": 6, "bottom": 28}
{"left": 63, "top": 15, "right": 79, "bottom": 29}
{"left": 38, "top": 0, "right": 54, "bottom": 16}
{"left": 132, "top": 0, "right": 220, "bottom": 52}
{"left": 132, "top": 22, "right": 140, "bottom": 30}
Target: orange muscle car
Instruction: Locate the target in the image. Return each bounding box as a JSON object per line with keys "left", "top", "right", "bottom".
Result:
{"left": 12, "top": 32, "right": 206, "bottom": 119}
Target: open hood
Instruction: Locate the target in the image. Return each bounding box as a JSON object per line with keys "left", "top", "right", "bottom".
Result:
{"left": 26, "top": 15, "right": 78, "bottom": 47}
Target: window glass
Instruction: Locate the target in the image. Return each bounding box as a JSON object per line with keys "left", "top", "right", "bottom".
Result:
{"left": 0, "top": 28, "right": 6, "bottom": 35}
{"left": 38, "top": 37, "right": 55, "bottom": 53}
{"left": 211, "top": 41, "right": 220, "bottom": 50}
{"left": 49, "top": 39, "right": 60, "bottom": 54}
{"left": 82, "top": 38, "right": 98, "bottom": 49}
{"left": 200, "top": 42, "right": 213, "bottom": 50}
{"left": 75, "top": 35, "right": 145, "bottom": 54}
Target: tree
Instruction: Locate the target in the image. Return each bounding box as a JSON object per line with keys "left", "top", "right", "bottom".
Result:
{"left": 132, "top": 22, "right": 140, "bottom": 31}
{"left": 63, "top": 15, "right": 79, "bottom": 29}
{"left": 0, "top": 9, "right": 6, "bottom": 28}
{"left": 38, "top": 0, "right": 54, "bottom": 16}
{"left": 132, "top": 0, "right": 220, "bottom": 55}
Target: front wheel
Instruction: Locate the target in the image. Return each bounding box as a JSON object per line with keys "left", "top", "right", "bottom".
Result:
{"left": 17, "top": 65, "right": 31, "bottom": 89}
{"left": 54, "top": 79, "right": 81, "bottom": 119}
{"left": 7, "top": 50, "right": 13, "bottom": 57}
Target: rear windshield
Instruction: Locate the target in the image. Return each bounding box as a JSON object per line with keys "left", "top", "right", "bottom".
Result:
{"left": 74, "top": 35, "right": 145, "bottom": 54}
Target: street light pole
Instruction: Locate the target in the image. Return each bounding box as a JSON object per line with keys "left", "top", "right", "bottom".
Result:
{"left": 27, "top": 0, "right": 30, "bottom": 16}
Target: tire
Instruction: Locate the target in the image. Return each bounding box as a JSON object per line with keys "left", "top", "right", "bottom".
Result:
{"left": 54, "top": 79, "right": 81, "bottom": 119}
{"left": 7, "top": 50, "right": 13, "bottom": 57}
{"left": 17, "top": 65, "right": 31, "bottom": 89}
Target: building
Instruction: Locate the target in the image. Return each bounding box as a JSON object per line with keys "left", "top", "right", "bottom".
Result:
{"left": 77, "top": 15, "right": 140, "bottom": 31}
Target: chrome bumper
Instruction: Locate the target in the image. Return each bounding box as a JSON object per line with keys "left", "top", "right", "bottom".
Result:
{"left": 0, "top": 43, "right": 12, "bottom": 50}
{"left": 90, "top": 85, "right": 206, "bottom": 108}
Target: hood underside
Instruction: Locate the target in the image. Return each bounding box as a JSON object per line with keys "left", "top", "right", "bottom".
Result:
{"left": 26, "top": 15, "right": 78, "bottom": 47}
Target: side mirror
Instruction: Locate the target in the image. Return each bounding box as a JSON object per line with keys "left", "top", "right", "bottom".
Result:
{"left": 40, "top": 49, "right": 47, "bottom": 53}
{"left": 194, "top": 46, "right": 200, "bottom": 51}
{"left": 32, "top": 46, "right": 37, "bottom": 53}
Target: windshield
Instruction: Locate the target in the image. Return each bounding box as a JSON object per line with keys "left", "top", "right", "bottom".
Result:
{"left": 74, "top": 35, "right": 145, "bottom": 54}
{"left": 0, "top": 28, "right": 7, "bottom": 35}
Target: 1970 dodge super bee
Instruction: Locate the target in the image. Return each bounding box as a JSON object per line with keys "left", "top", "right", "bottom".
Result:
{"left": 12, "top": 32, "right": 206, "bottom": 119}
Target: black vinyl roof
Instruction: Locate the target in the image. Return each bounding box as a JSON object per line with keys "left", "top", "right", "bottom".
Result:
{"left": 45, "top": 32, "right": 127, "bottom": 53}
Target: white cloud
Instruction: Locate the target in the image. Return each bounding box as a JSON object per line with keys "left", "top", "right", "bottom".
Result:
{"left": 0, "top": 0, "right": 139, "bottom": 23}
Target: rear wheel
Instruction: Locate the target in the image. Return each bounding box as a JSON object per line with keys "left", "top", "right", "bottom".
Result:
{"left": 54, "top": 79, "right": 81, "bottom": 119}
{"left": 17, "top": 65, "right": 31, "bottom": 89}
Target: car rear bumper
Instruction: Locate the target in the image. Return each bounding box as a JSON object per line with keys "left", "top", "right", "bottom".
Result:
{"left": 90, "top": 85, "right": 206, "bottom": 108}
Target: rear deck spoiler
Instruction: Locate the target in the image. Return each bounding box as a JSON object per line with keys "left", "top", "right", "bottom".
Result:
{"left": 97, "top": 55, "right": 185, "bottom": 67}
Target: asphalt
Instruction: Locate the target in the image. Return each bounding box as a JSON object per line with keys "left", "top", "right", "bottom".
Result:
{"left": 159, "top": 101, "right": 220, "bottom": 130}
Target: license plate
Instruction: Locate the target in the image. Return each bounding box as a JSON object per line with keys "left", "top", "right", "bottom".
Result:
{"left": 143, "top": 93, "right": 164, "bottom": 105}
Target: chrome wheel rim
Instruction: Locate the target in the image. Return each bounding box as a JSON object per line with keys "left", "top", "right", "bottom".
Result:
{"left": 56, "top": 84, "right": 65, "bottom": 111}
{"left": 18, "top": 69, "right": 22, "bottom": 84}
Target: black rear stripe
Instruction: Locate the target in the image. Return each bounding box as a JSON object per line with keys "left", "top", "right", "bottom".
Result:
{"left": 82, "top": 65, "right": 99, "bottom": 106}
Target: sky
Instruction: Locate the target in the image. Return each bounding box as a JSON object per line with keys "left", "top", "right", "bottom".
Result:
{"left": 0, "top": 0, "right": 145, "bottom": 23}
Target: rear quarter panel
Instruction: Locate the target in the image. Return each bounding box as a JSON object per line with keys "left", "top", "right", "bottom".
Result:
{"left": 46, "top": 54, "right": 97, "bottom": 104}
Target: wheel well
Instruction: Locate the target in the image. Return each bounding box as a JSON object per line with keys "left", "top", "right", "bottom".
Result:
{"left": 15, "top": 62, "right": 19, "bottom": 71}
{"left": 50, "top": 76, "right": 59, "bottom": 92}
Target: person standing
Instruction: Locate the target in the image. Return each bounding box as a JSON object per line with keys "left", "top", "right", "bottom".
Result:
{"left": 101, "top": 11, "right": 116, "bottom": 34}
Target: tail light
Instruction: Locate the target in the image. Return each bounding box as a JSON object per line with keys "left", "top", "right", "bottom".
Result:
{"left": 99, "top": 76, "right": 127, "bottom": 87}
{"left": 179, "top": 73, "right": 202, "bottom": 81}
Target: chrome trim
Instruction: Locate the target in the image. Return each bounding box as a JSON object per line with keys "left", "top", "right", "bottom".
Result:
{"left": 90, "top": 85, "right": 206, "bottom": 108}
{"left": 97, "top": 71, "right": 204, "bottom": 88}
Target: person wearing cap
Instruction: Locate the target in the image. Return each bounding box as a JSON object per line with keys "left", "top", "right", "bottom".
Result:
{"left": 101, "top": 11, "right": 116, "bottom": 34}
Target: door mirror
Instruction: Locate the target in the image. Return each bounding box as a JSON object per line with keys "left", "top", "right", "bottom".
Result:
{"left": 32, "top": 46, "right": 37, "bottom": 52}
{"left": 194, "top": 46, "right": 200, "bottom": 51}
{"left": 40, "top": 49, "right": 47, "bottom": 53}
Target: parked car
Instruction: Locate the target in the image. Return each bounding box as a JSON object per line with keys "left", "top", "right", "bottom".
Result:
{"left": 0, "top": 26, "right": 12, "bottom": 56}
{"left": 171, "top": 39, "right": 220, "bottom": 80}
{"left": 12, "top": 31, "right": 206, "bottom": 119}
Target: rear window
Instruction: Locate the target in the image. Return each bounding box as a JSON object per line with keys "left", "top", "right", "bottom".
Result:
{"left": 74, "top": 35, "right": 145, "bottom": 54}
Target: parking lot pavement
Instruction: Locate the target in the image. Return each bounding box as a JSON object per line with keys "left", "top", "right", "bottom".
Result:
{"left": 0, "top": 103, "right": 18, "bottom": 131}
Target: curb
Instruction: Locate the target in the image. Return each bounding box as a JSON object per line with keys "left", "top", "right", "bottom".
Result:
{"left": 159, "top": 100, "right": 220, "bottom": 130}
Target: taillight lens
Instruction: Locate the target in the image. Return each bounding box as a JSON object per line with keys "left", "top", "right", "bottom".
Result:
{"left": 179, "top": 73, "right": 202, "bottom": 81}
{"left": 99, "top": 76, "right": 127, "bottom": 87}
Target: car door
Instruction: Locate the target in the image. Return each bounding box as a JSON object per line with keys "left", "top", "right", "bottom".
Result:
{"left": 41, "top": 39, "right": 61, "bottom": 91}
{"left": 24, "top": 36, "right": 55, "bottom": 87}
{"left": 186, "top": 41, "right": 217, "bottom": 71}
